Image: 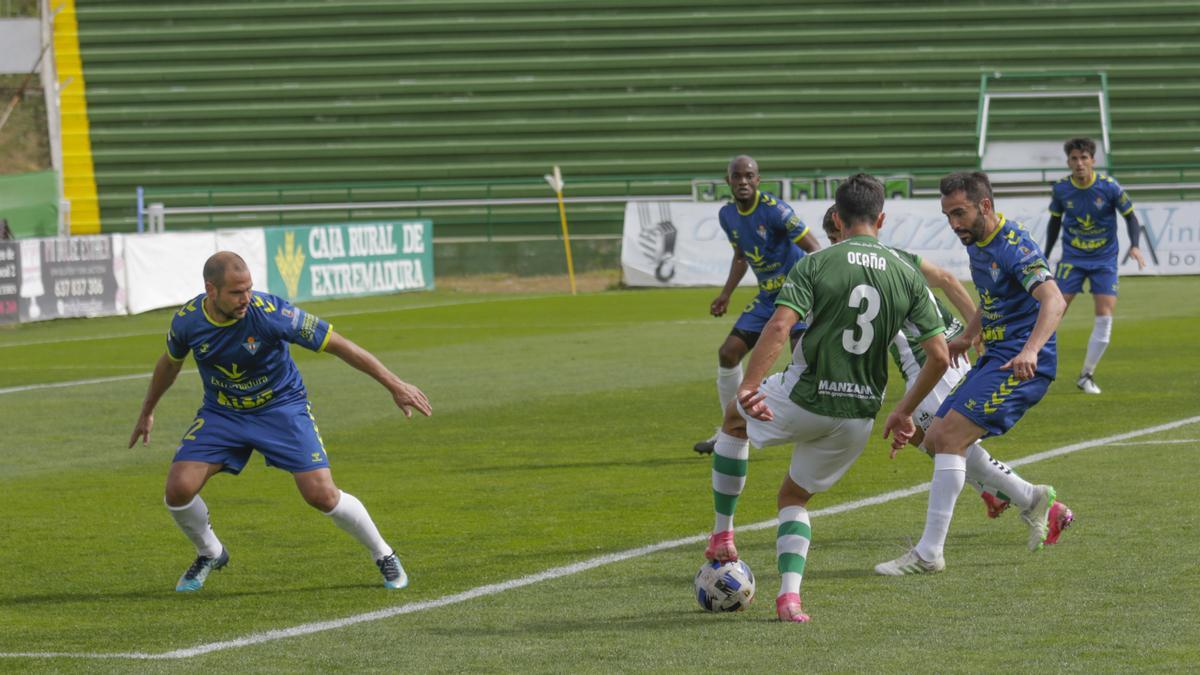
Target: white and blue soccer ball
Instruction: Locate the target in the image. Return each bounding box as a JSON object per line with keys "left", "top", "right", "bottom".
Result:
{"left": 694, "top": 559, "right": 755, "bottom": 612}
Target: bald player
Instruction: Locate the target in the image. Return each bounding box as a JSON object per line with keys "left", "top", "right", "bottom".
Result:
{"left": 130, "top": 252, "right": 431, "bottom": 592}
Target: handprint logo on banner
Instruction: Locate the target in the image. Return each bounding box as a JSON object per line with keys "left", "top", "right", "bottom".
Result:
{"left": 635, "top": 202, "right": 678, "bottom": 282}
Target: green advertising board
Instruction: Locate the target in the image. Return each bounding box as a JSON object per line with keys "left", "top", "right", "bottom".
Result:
{"left": 264, "top": 221, "right": 433, "bottom": 302}
{"left": 0, "top": 170, "right": 58, "bottom": 238}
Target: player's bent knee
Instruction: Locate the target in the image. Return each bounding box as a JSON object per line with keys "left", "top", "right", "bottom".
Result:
{"left": 717, "top": 347, "right": 744, "bottom": 368}
{"left": 777, "top": 475, "right": 812, "bottom": 509}
{"left": 163, "top": 484, "right": 198, "bottom": 508}
{"left": 302, "top": 487, "right": 340, "bottom": 512}
{"left": 923, "top": 413, "right": 977, "bottom": 457}
{"left": 721, "top": 402, "right": 748, "bottom": 438}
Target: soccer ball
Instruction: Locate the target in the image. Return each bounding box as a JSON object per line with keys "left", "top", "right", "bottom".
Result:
{"left": 694, "top": 559, "right": 755, "bottom": 612}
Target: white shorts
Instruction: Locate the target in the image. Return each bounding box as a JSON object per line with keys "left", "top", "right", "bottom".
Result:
{"left": 910, "top": 358, "right": 972, "bottom": 433}
{"left": 738, "top": 367, "right": 875, "bottom": 494}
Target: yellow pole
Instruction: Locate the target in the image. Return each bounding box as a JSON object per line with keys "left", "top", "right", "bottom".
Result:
{"left": 546, "top": 165, "right": 577, "bottom": 295}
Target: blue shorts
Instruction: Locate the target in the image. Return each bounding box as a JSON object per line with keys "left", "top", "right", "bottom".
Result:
{"left": 935, "top": 356, "right": 1051, "bottom": 439}
{"left": 174, "top": 401, "right": 329, "bottom": 474}
{"left": 733, "top": 292, "right": 807, "bottom": 338}
{"left": 1055, "top": 260, "right": 1118, "bottom": 296}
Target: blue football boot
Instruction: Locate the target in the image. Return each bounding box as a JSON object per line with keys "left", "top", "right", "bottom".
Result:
{"left": 376, "top": 551, "right": 409, "bottom": 590}
{"left": 176, "top": 548, "right": 229, "bottom": 592}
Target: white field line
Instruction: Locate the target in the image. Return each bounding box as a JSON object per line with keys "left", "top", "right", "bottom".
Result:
{"left": 2, "top": 413, "right": 1197, "bottom": 661}
{"left": 0, "top": 295, "right": 559, "bottom": 350}
{"left": 0, "top": 372, "right": 170, "bottom": 395}
{"left": 1109, "top": 439, "right": 1198, "bottom": 446}
{"left": 0, "top": 316, "right": 715, "bottom": 396}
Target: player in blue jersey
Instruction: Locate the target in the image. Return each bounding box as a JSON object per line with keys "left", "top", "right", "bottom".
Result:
{"left": 822, "top": 207, "right": 1074, "bottom": 543}
{"left": 876, "top": 171, "right": 1068, "bottom": 576}
{"left": 128, "top": 252, "right": 431, "bottom": 592}
{"left": 1045, "top": 137, "right": 1147, "bottom": 395}
{"left": 693, "top": 155, "right": 821, "bottom": 455}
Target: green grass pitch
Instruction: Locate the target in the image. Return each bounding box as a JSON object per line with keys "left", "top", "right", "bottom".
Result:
{"left": 0, "top": 277, "right": 1197, "bottom": 672}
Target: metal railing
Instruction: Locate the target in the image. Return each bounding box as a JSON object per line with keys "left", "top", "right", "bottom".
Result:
{"left": 137, "top": 163, "right": 1200, "bottom": 234}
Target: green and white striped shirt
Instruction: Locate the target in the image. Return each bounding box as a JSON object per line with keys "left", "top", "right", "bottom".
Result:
{"left": 775, "top": 236, "right": 945, "bottom": 419}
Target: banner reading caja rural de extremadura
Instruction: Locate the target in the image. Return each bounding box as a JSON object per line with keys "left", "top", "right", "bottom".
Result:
{"left": 264, "top": 221, "right": 433, "bottom": 302}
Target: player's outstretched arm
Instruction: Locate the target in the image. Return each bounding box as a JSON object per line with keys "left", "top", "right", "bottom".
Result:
{"left": 1122, "top": 211, "right": 1148, "bottom": 270}
{"left": 711, "top": 250, "right": 748, "bottom": 317}
{"left": 323, "top": 330, "right": 432, "bottom": 418}
{"left": 918, "top": 258, "right": 976, "bottom": 323}
{"left": 1044, "top": 214, "right": 1062, "bottom": 257}
{"left": 884, "top": 333, "right": 950, "bottom": 455}
{"left": 1001, "top": 280, "right": 1066, "bottom": 381}
{"left": 736, "top": 304, "right": 797, "bottom": 421}
{"left": 948, "top": 309, "right": 982, "bottom": 368}
{"left": 796, "top": 230, "right": 822, "bottom": 253}
{"left": 129, "top": 352, "right": 185, "bottom": 448}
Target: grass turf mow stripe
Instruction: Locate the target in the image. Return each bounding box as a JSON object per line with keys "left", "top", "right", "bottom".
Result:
{"left": 3, "top": 413, "right": 1196, "bottom": 661}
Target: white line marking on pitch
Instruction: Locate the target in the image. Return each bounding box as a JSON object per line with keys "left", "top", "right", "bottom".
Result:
{"left": 0, "top": 294, "right": 554, "bottom": 350}
{"left": 1109, "top": 439, "right": 1197, "bottom": 446}
{"left": 0, "top": 372, "right": 161, "bottom": 395}
{"left": 3, "top": 413, "right": 1197, "bottom": 661}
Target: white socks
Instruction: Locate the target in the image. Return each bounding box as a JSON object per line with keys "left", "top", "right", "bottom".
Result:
{"left": 915, "top": 453, "right": 966, "bottom": 562}
{"left": 324, "top": 490, "right": 392, "bottom": 560}
{"left": 965, "top": 443, "right": 1036, "bottom": 509}
{"left": 712, "top": 432, "right": 750, "bottom": 532}
{"left": 1082, "top": 315, "right": 1113, "bottom": 375}
{"left": 166, "top": 495, "right": 223, "bottom": 559}
{"left": 717, "top": 365, "right": 743, "bottom": 414}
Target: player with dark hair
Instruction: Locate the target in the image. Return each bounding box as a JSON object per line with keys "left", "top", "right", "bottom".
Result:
{"left": 876, "top": 171, "right": 1067, "bottom": 576}
{"left": 129, "top": 251, "right": 431, "bottom": 592}
{"left": 821, "top": 208, "right": 1073, "bottom": 543}
{"left": 1044, "top": 137, "right": 1146, "bottom": 395}
{"left": 704, "top": 173, "right": 949, "bottom": 622}
{"left": 693, "top": 155, "right": 821, "bottom": 455}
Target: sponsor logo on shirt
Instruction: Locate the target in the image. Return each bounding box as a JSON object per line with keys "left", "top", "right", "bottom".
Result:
{"left": 817, "top": 379, "right": 876, "bottom": 400}
{"left": 213, "top": 363, "right": 247, "bottom": 381}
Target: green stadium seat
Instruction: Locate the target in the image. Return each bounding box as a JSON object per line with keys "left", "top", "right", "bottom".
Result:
{"left": 70, "top": 1, "right": 1200, "bottom": 233}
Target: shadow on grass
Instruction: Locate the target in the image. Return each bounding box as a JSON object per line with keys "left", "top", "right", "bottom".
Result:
{"left": 0, "top": 582, "right": 377, "bottom": 607}
{"left": 456, "top": 456, "right": 697, "bottom": 474}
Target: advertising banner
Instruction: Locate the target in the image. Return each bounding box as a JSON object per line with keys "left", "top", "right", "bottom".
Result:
{"left": 19, "top": 235, "right": 123, "bottom": 321}
{"left": 265, "top": 221, "right": 434, "bottom": 302}
{"left": 0, "top": 241, "right": 19, "bottom": 325}
{"left": 622, "top": 198, "right": 1200, "bottom": 286}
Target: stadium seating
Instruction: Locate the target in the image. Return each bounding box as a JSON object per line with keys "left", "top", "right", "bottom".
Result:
{"left": 71, "top": 0, "right": 1200, "bottom": 233}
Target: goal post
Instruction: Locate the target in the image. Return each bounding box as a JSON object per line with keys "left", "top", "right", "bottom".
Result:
{"left": 976, "top": 71, "right": 1113, "bottom": 175}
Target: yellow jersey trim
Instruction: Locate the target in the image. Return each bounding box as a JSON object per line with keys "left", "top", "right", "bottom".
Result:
{"left": 317, "top": 326, "right": 334, "bottom": 353}
{"left": 791, "top": 224, "right": 811, "bottom": 244}
{"left": 1121, "top": 205, "right": 1135, "bottom": 216}
{"left": 165, "top": 350, "right": 187, "bottom": 363}
{"left": 1070, "top": 172, "right": 1097, "bottom": 190}
{"left": 1048, "top": 210, "right": 1062, "bottom": 217}
{"left": 736, "top": 191, "right": 761, "bottom": 216}
{"left": 201, "top": 298, "right": 239, "bottom": 327}
{"left": 976, "top": 214, "right": 1007, "bottom": 248}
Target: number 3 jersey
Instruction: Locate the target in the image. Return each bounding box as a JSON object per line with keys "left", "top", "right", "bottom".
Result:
{"left": 966, "top": 215, "right": 1057, "bottom": 375}
{"left": 775, "top": 236, "right": 944, "bottom": 419}
{"left": 166, "top": 291, "right": 332, "bottom": 412}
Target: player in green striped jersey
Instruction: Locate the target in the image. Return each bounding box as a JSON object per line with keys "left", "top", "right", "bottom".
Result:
{"left": 822, "top": 209, "right": 1073, "bottom": 542}
{"left": 702, "top": 174, "right": 950, "bottom": 622}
